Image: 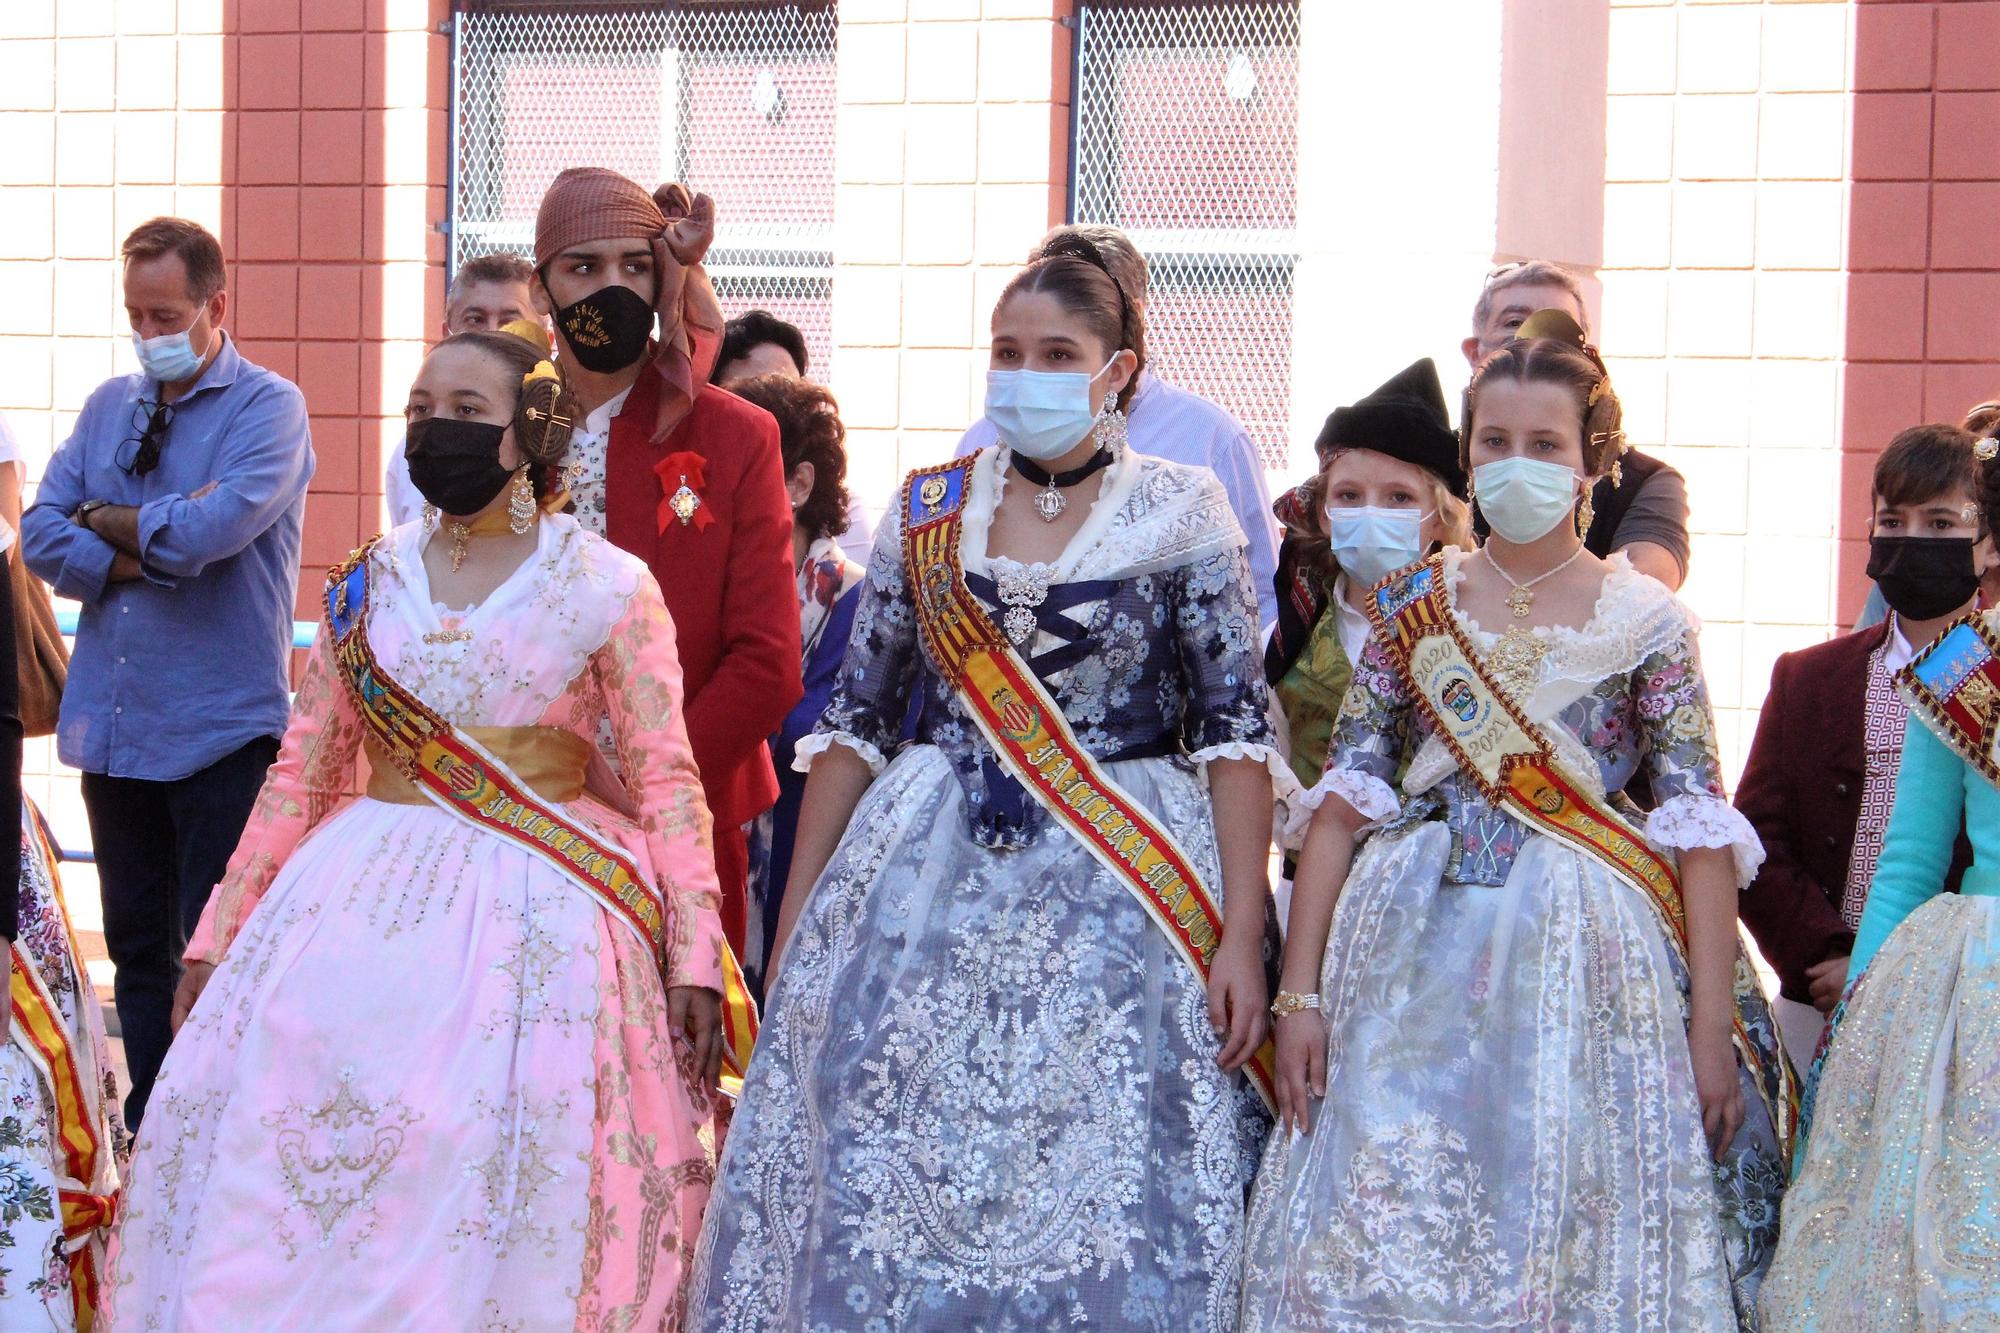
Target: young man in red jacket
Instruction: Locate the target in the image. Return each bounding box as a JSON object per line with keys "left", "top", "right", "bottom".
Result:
{"left": 532, "top": 167, "right": 803, "bottom": 955}
{"left": 1736, "top": 424, "right": 1990, "bottom": 1058}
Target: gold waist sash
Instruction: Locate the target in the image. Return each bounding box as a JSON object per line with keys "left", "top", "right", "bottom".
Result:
{"left": 366, "top": 727, "right": 591, "bottom": 806}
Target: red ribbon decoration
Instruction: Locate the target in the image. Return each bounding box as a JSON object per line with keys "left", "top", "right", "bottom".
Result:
{"left": 653, "top": 450, "right": 715, "bottom": 534}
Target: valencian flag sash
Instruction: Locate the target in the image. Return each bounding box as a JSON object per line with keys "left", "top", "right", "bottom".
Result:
{"left": 899, "top": 459, "right": 1279, "bottom": 1117}
{"left": 11, "top": 808, "right": 117, "bottom": 1332}
{"left": 1898, "top": 607, "right": 2000, "bottom": 791}
{"left": 1368, "top": 554, "right": 1798, "bottom": 1165}
{"left": 323, "top": 541, "right": 758, "bottom": 1094}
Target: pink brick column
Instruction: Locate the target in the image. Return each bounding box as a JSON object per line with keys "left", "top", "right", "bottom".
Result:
{"left": 1842, "top": 1, "right": 2000, "bottom": 615}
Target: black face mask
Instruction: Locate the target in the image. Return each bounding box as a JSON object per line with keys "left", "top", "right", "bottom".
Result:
{"left": 552, "top": 283, "right": 655, "bottom": 373}
{"left": 1866, "top": 535, "right": 1980, "bottom": 622}
{"left": 406, "top": 416, "right": 514, "bottom": 518}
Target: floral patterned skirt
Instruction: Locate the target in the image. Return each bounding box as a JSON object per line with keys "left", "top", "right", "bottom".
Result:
{"left": 0, "top": 801, "right": 124, "bottom": 1332}
{"left": 1240, "top": 821, "right": 1786, "bottom": 1332}
{"left": 1760, "top": 893, "right": 2000, "bottom": 1330}
{"left": 103, "top": 795, "right": 714, "bottom": 1331}
{"left": 690, "top": 746, "right": 1271, "bottom": 1332}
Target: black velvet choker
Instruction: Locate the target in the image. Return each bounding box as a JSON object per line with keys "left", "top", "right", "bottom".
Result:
{"left": 1012, "top": 447, "right": 1113, "bottom": 521}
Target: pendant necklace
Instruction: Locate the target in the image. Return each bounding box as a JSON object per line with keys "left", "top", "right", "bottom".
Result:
{"left": 1011, "top": 447, "right": 1113, "bottom": 523}
{"left": 1484, "top": 543, "right": 1585, "bottom": 619}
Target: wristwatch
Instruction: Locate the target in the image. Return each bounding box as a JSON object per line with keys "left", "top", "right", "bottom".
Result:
{"left": 1269, "top": 991, "right": 1323, "bottom": 1020}
{"left": 72, "top": 499, "right": 111, "bottom": 530}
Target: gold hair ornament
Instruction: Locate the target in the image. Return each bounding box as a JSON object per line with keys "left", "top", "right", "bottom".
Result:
{"left": 1977, "top": 436, "right": 1998, "bottom": 462}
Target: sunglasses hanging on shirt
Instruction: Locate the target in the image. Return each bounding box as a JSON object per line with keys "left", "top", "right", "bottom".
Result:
{"left": 117, "top": 399, "right": 175, "bottom": 477}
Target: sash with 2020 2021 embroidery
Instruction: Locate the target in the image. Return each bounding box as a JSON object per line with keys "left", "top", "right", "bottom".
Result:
{"left": 899, "top": 458, "right": 1279, "bottom": 1117}
{"left": 1898, "top": 607, "right": 2000, "bottom": 792}
{"left": 1369, "top": 554, "right": 1798, "bottom": 1164}
{"left": 323, "top": 540, "right": 759, "bottom": 1093}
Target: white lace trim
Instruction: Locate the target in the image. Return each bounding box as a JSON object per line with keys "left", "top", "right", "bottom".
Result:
{"left": 1294, "top": 768, "right": 1400, "bottom": 831}
{"left": 1645, "top": 794, "right": 1765, "bottom": 890}
{"left": 794, "top": 731, "right": 889, "bottom": 777}
{"left": 1443, "top": 547, "right": 1699, "bottom": 691}
{"left": 958, "top": 450, "right": 1243, "bottom": 584}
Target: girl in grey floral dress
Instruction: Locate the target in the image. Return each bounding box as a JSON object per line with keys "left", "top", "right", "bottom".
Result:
{"left": 692, "top": 236, "right": 1286, "bottom": 1331}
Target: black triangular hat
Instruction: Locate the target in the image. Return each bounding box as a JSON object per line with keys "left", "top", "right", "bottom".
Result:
{"left": 1315, "top": 358, "right": 1466, "bottom": 498}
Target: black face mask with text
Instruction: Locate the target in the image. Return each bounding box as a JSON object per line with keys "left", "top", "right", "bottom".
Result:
{"left": 552, "top": 283, "right": 655, "bottom": 373}
{"left": 1866, "top": 535, "right": 1980, "bottom": 623}
{"left": 406, "top": 416, "right": 514, "bottom": 518}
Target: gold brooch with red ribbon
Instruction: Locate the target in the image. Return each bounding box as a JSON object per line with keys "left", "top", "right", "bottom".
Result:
{"left": 654, "top": 450, "right": 714, "bottom": 532}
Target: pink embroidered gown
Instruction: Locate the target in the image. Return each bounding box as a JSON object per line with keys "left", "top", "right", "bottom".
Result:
{"left": 104, "top": 514, "right": 728, "bottom": 1331}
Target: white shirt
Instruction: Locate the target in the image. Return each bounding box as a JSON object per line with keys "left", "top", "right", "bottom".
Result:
{"left": 953, "top": 371, "right": 1280, "bottom": 632}
{"left": 1884, "top": 615, "right": 1917, "bottom": 677}
{"left": 1329, "top": 574, "right": 1372, "bottom": 666}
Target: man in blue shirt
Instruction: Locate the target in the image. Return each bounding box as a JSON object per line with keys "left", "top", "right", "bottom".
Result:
{"left": 23, "top": 217, "right": 313, "bottom": 1125}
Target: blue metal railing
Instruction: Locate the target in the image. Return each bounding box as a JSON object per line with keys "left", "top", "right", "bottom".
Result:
{"left": 45, "top": 612, "right": 319, "bottom": 863}
{"left": 55, "top": 608, "right": 317, "bottom": 650}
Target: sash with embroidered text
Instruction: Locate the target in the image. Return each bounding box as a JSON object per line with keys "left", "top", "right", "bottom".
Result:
{"left": 899, "top": 459, "right": 1278, "bottom": 1116}
{"left": 323, "top": 541, "right": 758, "bottom": 1092}
{"left": 1898, "top": 608, "right": 2000, "bottom": 791}
{"left": 1368, "top": 554, "right": 1797, "bottom": 1164}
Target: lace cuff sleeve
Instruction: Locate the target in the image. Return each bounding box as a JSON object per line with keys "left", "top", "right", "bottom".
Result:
{"left": 794, "top": 730, "right": 889, "bottom": 777}
{"left": 1294, "top": 767, "right": 1400, "bottom": 831}
{"left": 1647, "top": 794, "right": 1766, "bottom": 891}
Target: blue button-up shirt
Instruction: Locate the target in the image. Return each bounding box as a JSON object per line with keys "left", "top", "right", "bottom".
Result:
{"left": 23, "top": 336, "right": 314, "bottom": 781}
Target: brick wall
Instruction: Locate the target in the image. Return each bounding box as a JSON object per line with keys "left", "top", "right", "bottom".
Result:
{"left": 1840, "top": 0, "right": 2000, "bottom": 612}
{"left": 0, "top": 0, "right": 450, "bottom": 861}
{"left": 1600, "top": 0, "right": 1854, "bottom": 774}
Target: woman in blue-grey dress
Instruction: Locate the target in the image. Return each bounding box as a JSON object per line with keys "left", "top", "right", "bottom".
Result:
{"left": 691, "top": 235, "right": 1285, "bottom": 1331}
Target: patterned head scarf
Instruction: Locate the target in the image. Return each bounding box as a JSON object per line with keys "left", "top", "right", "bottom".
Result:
{"left": 534, "top": 167, "right": 726, "bottom": 443}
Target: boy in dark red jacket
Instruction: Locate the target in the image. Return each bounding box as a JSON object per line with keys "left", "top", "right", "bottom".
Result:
{"left": 533, "top": 168, "right": 803, "bottom": 956}
{"left": 1736, "top": 425, "right": 1989, "bottom": 1057}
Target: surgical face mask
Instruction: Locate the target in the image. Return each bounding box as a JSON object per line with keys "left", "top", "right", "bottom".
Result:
{"left": 132, "top": 318, "right": 214, "bottom": 384}
{"left": 1326, "top": 505, "right": 1430, "bottom": 588}
{"left": 552, "top": 283, "right": 655, "bottom": 374}
{"left": 1473, "top": 456, "right": 1581, "bottom": 544}
{"left": 1866, "top": 535, "right": 1980, "bottom": 622}
{"left": 984, "top": 361, "right": 1114, "bottom": 461}
{"left": 406, "top": 416, "right": 514, "bottom": 517}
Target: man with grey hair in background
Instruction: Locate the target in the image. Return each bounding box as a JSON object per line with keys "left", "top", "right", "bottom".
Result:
{"left": 954, "top": 224, "right": 1281, "bottom": 632}
{"left": 383, "top": 251, "right": 542, "bottom": 525}
{"left": 1465, "top": 259, "right": 1691, "bottom": 590}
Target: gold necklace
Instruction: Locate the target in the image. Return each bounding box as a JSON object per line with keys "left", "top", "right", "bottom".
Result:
{"left": 440, "top": 506, "right": 521, "bottom": 573}
{"left": 1483, "top": 544, "right": 1585, "bottom": 619}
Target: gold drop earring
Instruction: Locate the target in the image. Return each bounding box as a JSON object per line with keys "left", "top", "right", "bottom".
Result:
{"left": 508, "top": 466, "right": 536, "bottom": 534}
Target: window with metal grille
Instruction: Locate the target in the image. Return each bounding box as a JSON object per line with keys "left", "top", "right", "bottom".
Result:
{"left": 1071, "top": 1, "right": 1300, "bottom": 470}
{"left": 449, "top": 2, "right": 837, "bottom": 377}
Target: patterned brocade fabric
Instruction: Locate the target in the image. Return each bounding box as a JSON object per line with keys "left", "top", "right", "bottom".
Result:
{"left": 1842, "top": 633, "right": 1910, "bottom": 929}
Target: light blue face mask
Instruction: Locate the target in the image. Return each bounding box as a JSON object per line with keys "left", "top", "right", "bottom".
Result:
{"left": 1473, "top": 456, "right": 1581, "bottom": 544}
{"left": 1325, "top": 505, "right": 1430, "bottom": 588}
{"left": 132, "top": 320, "right": 214, "bottom": 384}
{"left": 984, "top": 361, "right": 1115, "bottom": 461}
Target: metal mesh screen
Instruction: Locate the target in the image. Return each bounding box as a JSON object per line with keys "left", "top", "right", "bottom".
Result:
{"left": 1073, "top": 1, "right": 1300, "bottom": 469}
{"left": 451, "top": 2, "right": 837, "bottom": 376}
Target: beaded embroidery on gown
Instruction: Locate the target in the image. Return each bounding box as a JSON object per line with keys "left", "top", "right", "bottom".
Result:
{"left": 104, "top": 515, "right": 728, "bottom": 1331}
{"left": 1240, "top": 550, "right": 1786, "bottom": 1332}
{"left": 691, "top": 449, "right": 1285, "bottom": 1331}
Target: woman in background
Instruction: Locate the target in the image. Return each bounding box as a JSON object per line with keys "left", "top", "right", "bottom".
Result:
{"left": 730, "top": 372, "right": 863, "bottom": 995}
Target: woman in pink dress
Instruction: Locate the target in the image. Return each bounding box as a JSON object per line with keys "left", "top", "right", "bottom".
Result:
{"left": 104, "top": 323, "right": 730, "bottom": 1330}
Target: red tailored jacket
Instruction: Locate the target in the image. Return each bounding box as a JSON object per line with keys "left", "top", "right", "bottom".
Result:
{"left": 1735, "top": 620, "right": 1970, "bottom": 1004}
{"left": 604, "top": 371, "right": 803, "bottom": 829}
